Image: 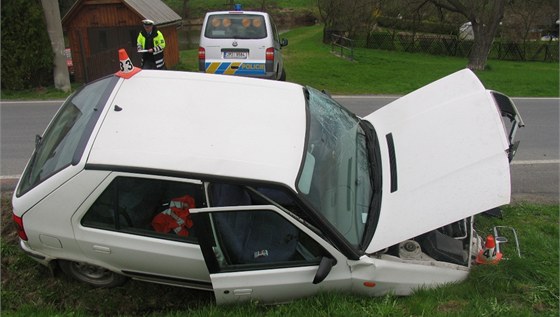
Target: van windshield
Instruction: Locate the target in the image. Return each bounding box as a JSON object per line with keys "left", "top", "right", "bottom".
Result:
{"left": 205, "top": 14, "right": 267, "bottom": 39}
{"left": 17, "top": 76, "right": 117, "bottom": 196}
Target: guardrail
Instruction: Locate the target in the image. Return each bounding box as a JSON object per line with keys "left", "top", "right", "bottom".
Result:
{"left": 331, "top": 34, "right": 354, "bottom": 61}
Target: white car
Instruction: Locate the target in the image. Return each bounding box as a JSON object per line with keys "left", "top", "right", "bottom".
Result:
{"left": 198, "top": 9, "right": 287, "bottom": 80}
{"left": 12, "top": 64, "right": 523, "bottom": 304}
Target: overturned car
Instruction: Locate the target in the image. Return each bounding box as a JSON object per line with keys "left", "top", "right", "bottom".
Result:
{"left": 12, "top": 57, "right": 523, "bottom": 304}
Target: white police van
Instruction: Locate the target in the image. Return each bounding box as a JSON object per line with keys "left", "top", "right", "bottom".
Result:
{"left": 198, "top": 6, "right": 288, "bottom": 80}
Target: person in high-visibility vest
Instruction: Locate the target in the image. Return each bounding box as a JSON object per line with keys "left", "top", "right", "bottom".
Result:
{"left": 137, "top": 19, "right": 166, "bottom": 69}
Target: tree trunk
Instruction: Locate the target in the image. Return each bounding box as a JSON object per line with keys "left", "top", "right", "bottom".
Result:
{"left": 467, "top": 22, "right": 493, "bottom": 70}
{"left": 41, "top": 0, "right": 70, "bottom": 92}
{"left": 428, "top": 0, "right": 507, "bottom": 71}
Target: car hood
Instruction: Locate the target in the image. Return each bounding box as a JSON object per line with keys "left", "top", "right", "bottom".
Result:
{"left": 363, "top": 69, "right": 515, "bottom": 253}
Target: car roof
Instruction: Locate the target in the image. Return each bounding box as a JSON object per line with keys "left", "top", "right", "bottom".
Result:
{"left": 204, "top": 10, "right": 270, "bottom": 17}
{"left": 87, "top": 70, "right": 307, "bottom": 189}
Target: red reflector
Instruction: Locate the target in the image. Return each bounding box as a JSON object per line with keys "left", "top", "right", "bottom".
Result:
{"left": 363, "top": 281, "right": 376, "bottom": 288}
{"left": 266, "top": 47, "right": 274, "bottom": 61}
{"left": 198, "top": 47, "right": 205, "bottom": 60}
{"left": 13, "top": 214, "right": 28, "bottom": 241}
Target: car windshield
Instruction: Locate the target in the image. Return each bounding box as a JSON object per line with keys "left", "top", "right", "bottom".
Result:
{"left": 297, "top": 87, "right": 379, "bottom": 248}
{"left": 17, "top": 76, "right": 117, "bottom": 196}
{"left": 205, "top": 14, "right": 267, "bottom": 39}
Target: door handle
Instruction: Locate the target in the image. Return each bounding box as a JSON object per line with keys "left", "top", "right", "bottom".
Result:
{"left": 233, "top": 289, "right": 252, "bottom": 296}
{"left": 92, "top": 245, "right": 111, "bottom": 254}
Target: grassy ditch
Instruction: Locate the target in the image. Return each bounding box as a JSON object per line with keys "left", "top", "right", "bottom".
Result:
{"left": 1, "top": 190, "right": 558, "bottom": 316}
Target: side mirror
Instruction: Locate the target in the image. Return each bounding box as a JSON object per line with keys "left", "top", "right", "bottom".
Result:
{"left": 312, "top": 256, "right": 336, "bottom": 284}
{"left": 281, "top": 38, "right": 288, "bottom": 47}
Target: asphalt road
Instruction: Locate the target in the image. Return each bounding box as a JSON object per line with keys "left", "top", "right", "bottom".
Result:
{"left": 1, "top": 97, "right": 558, "bottom": 203}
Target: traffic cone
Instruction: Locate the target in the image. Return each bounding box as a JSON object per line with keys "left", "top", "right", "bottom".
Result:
{"left": 115, "top": 48, "right": 141, "bottom": 78}
{"left": 476, "top": 234, "right": 503, "bottom": 264}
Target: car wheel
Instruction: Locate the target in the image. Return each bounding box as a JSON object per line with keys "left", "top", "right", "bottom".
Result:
{"left": 279, "top": 68, "right": 286, "bottom": 81}
{"left": 59, "top": 260, "right": 128, "bottom": 288}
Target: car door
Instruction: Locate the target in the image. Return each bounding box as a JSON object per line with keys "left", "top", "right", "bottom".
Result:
{"left": 190, "top": 205, "right": 352, "bottom": 304}
{"left": 72, "top": 173, "right": 211, "bottom": 289}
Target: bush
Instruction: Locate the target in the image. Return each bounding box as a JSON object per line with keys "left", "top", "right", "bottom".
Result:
{"left": 377, "top": 16, "right": 457, "bottom": 35}
{"left": 1, "top": 0, "right": 53, "bottom": 90}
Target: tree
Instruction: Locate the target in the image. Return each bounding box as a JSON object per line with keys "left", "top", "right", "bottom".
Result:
{"left": 428, "top": 0, "right": 509, "bottom": 70}
{"left": 317, "top": 0, "right": 378, "bottom": 42}
{"left": 182, "top": 0, "right": 190, "bottom": 19}
{"left": 503, "top": 0, "right": 558, "bottom": 43}
{"left": 41, "top": 0, "right": 71, "bottom": 92}
{"left": 1, "top": 0, "right": 53, "bottom": 90}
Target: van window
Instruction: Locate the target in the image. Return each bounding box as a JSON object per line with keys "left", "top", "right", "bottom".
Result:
{"left": 17, "top": 76, "right": 118, "bottom": 196}
{"left": 81, "top": 176, "right": 205, "bottom": 243}
{"left": 204, "top": 14, "right": 267, "bottom": 39}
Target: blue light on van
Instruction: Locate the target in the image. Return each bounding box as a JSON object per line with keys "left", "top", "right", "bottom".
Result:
{"left": 233, "top": 4, "right": 242, "bottom": 11}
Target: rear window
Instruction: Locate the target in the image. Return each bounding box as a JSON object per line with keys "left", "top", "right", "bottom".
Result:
{"left": 204, "top": 14, "right": 267, "bottom": 39}
{"left": 16, "top": 76, "right": 118, "bottom": 196}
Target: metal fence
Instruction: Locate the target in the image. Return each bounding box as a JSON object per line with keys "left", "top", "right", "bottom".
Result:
{"left": 355, "top": 32, "right": 559, "bottom": 62}
{"left": 331, "top": 34, "right": 355, "bottom": 61}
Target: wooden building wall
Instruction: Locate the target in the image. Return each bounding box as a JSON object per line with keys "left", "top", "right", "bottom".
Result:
{"left": 64, "top": 1, "right": 180, "bottom": 83}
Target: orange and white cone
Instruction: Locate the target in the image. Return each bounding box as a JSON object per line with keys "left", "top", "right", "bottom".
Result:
{"left": 476, "top": 235, "right": 503, "bottom": 265}
{"left": 115, "top": 48, "right": 141, "bottom": 78}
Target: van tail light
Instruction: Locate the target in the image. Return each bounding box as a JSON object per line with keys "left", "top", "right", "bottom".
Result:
{"left": 198, "top": 47, "right": 206, "bottom": 61}
{"left": 266, "top": 47, "right": 275, "bottom": 61}
{"left": 13, "top": 214, "right": 28, "bottom": 241}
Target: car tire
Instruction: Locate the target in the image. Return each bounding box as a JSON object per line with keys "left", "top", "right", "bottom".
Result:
{"left": 59, "top": 260, "right": 128, "bottom": 288}
{"left": 279, "top": 68, "right": 286, "bottom": 81}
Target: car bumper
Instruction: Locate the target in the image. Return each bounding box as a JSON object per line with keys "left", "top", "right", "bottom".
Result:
{"left": 19, "top": 240, "right": 51, "bottom": 266}
{"left": 200, "top": 70, "right": 277, "bottom": 80}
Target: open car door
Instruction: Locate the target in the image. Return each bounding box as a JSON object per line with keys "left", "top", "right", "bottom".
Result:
{"left": 190, "top": 205, "right": 351, "bottom": 304}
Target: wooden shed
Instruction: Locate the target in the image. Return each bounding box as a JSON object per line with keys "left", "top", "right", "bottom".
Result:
{"left": 62, "top": 0, "right": 181, "bottom": 83}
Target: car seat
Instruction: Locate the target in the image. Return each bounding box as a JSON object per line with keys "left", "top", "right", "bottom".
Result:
{"left": 210, "top": 184, "right": 299, "bottom": 264}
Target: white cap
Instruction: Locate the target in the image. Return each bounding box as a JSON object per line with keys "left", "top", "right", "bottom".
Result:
{"left": 142, "top": 19, "right": 155, "bottom": 25}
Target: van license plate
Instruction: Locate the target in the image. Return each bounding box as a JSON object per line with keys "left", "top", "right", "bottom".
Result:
{"left": 223, "top": 51, "right": 248, "bottom": 59}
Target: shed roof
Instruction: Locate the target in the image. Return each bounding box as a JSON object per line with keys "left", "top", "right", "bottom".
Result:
{"left": 123, "top": 0, "right": 181, "bottom": 26}
{"left": 62, "top": 0, "right": 181, "bottom": 27}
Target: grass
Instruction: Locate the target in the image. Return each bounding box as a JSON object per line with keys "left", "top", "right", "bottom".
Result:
{"left": 0, "top": 83, "right": 83, "bottom": 100}
{"left": 180, "top": 25, "right": 558, "bottom": 97}
{"left": 2, "top": 25, "right": 558, "bottom": 100}
{"left": 279, "top": 25, "right": 559, "bottom": 96}
{"left": 1, "top": 189, "right": 558, "bottom": 316}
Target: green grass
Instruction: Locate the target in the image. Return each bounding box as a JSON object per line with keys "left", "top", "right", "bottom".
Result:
{"left": 0, "top": 83, "right": 83, "bottom": 100}
{"left": 281, "top": 25, "right": 559, "bottom": 96}
{"left": 183, "top": 24, "right": 559, "bottom": 96}
{"left": 1, "top": 189, "right": 558, "bottom": 316}
{"left": 2, "top": 25, "right": 558, "bottom": 100}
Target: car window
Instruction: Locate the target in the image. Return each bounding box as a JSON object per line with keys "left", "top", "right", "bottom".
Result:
{"left": 208, "top": 183, "right": 316, "bottom": 225}
{"left": 270, "top": 17, "right": 280, "bottom": 43}
{"left": 209, "top": 208, "right": 328, "bottom": 270}
{"left": 17, "top": 76, "right": 118, "bottom": 196}
{"left": 205, "top": 183, "right": 329, "bottom": 270}
{"left": 205, "top": 14, "right": 267, "bottom": 39}
{"left": 81, "top": 176, "right": 205, "bottom": 243}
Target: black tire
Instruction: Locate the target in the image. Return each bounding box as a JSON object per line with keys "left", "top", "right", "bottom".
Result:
{"left": 59, "top": 260, "right": 128, "bottom": 288}
{"left": 279, "top": 68, "right": 286, "bottom": 81}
